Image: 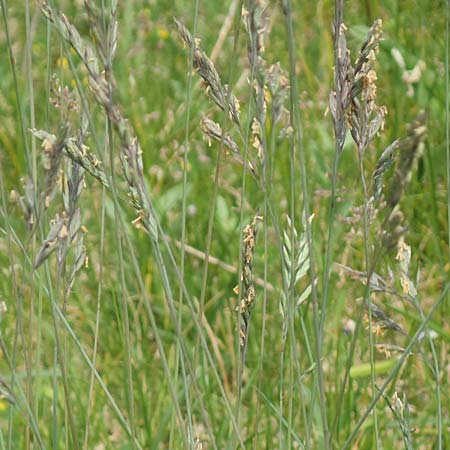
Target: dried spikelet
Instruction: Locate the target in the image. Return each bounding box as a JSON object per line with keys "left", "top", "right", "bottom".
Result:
{"left": 34, "top": 212, "right": 68, "bottom": 268}
{"left": 200, "top": 115, "right": 240, "bottom": 155}
{"left": 193, "top": 436, "right": 203, "bottom": 450}
{"left": 389, "top": 392, "right": 415, "bottom": 447}
{"left": 18, "top": 176, "right": 36, "bottom": 229}
{"left": 174, "top": 18, "right": 241, "bottom": 127}
{"left": 38, "top": 124, "right": 68, "bottom": 204}
{"left": 42, "top": 3, "right": 158, "bottom": 240}
{"left": 63, "top": 160, "right": 83, "bottom": 213}
{"left": 235, "top": 213, "right": 262, "bottom": 349}
{"left": 200, "top": 115, "right": 257, "bottom": 178}
{"left": 41, "top": 2, "right": 113, "bottom": 112}
{"left": 375, "top": 343, "right": 406, "bottom": 358}
{"left": 252, "top": 81, "right": 267, "bottom": 120}
{"left": 330, "top": 17, "right": 385, "bottom": 154}
{"left": 251, "top": 118, "right": 264, "bottom": 160}
{"left": 367, "top": 300, "right": 407, "bottom": 336}
{"left": 395, "top": 238, "right": 418, "bottom": 298}
{"left": 335, "top": 263, "right": 397, "bottom": 295}
{"left": 387, "top": 111, "right": 427, "bottom": 209}
{"left": 41, "top": 3, "right": 103, "bottom": 88}
{"left": 64, "top": 138, "right": 109, "bottom": 189}
{"left": 371, "top": 139, "right": 400, "bottom": 202}
{"left": 351, "top": 19, "right": 384, "bottom": 112}
{"left": 0, "top": 376, "right": 15, "bottom": 406}
{"left": 245, "top": 1, "right": 270, "bottom": 158}
{"left": 49, "top": 74, "right": 79, "bottom": 114}
{"left": 61, "top": 160, "right": 87, "bottom": 300}
{"left": 243, "top": 0, "right": 268, "bottom": 71}
{"left": 382, "top": 208, "right": 407, "bottom": 252}
{"left": 329, "top": 18, "right": 353, "bottom": 151}
{"left": 84, "top": 0, "right": 106, "bottom": 66}
{"left": 33, "top": 204, "right": 86, "bottom": 280}
{"left": 33, "top": 123, "right": 88, "bottom": 281}
{"left": 267, "top": 63, "right": 289, "bottom": 125}
{"left": 375, "top": 112, "right": 427, "bottom": 251}
{"left": 30, "top": 128, "right": 109, "bottom": 190}
{"left": 353, "top": 19, "right": 383, "bottom": 81}
{"left": 85, "top": 0, "right": 118, "bottom": 69}
{"left": 348, "top": 20, "right": 385, "bottom": 154}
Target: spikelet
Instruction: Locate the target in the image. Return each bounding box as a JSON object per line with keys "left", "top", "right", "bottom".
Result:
{"left": 235, "top": 213, "right": 262, "bottom": 349}
{"left": 174, "top": 18, "right": 241, "bottom": 128}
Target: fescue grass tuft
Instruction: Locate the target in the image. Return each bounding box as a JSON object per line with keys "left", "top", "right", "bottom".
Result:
{"left": 0, "top": 1, "right": 448, "bottom": 449}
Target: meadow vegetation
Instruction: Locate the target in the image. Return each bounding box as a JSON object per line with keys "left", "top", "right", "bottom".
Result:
{"left": 0, "top": 0, "right": 448, "bottom": 449}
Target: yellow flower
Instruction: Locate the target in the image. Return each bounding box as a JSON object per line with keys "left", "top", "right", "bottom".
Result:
{"left": 56, "top": 56, "right": 69, "bottom": 69}
{"left": 157, "top": 26, "right": 169, "bottom": 40}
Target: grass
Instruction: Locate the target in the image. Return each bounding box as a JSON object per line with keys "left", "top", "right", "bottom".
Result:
{"left": 0, "top": 0, "right": 448, "bottom": 449}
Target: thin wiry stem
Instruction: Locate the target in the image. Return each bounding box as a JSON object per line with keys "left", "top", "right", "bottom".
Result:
{"left": 39, "top": 3, "right": 184, "bottom": 447}
{"left": 443, "top": 3, "right": 450, "bottom": 450}
{"left": 282, "top": 0, "right": 329, "bottom": 447}
{"left": 0, "top": 164, "right": 44, "bottom": 449}
{"left": 107, "top": 125, "right": 138, "bottom": 449}
{"left": 176, "top": 8, "right": 248, "bottom": 448}
{"left": 42, "top": 7, "right": 229, "bottom": 448}
{"left": 80, "top": 20, "right": 108, "bottom": 450}
{"left": 319, "top": 5, "right": 345, "bottom": 437}
{"left": 339, "top": 284, "right": 449, "bottom": 450}
{"left": 50, "top": 297, "right": 144, "bottom": 449}
{"left": 97, "top": 1, "right": 137, "bottom": 443}
{"left": 357, "top": 154, "right": 380, "bottom": 448}
{"left": 252, "top": 207, "right": 268, "bottom": 450}
{"left": 409, "top": 294, "right": 443, "bottom": 450}
{"left": 1, "top": 2, "right": 52, "bottom": 449}
{"left": 230, "top": 7, "right": 253, "bottom": 446}
{"left": 0, "top": 333, "right": 44, "bottom": 449}
{"left": 170, "top": 2, "right": 199, "bottom": 448}
{"left": 446, "top": 2, "right": 450, "bottom": 291}
{"left": 83, "top": 174, "right": 105, "bottom": 450}
{"left": 24, "top": 4, "right": 37, "bottom": 446}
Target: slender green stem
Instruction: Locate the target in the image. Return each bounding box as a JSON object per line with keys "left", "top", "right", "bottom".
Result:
{"left": 282, "top": 0, "right": 329, "bottom": 447}
{"left": 357, "top": 153, "right": 379, "bottom": 448}
{"left": 339, "top": 284, "right": 449, "bottom": 450}
{"left": 24, "top": 4, "right": 36, "bottom": 445}
{"left": 446, "top": 0, "right": 450, "bottom": 266}
{"left": 169, "top": 1, "right": 199, "bottom": 447}
{"left": 83, "top": 179, "right": 105, "bottom": 450}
